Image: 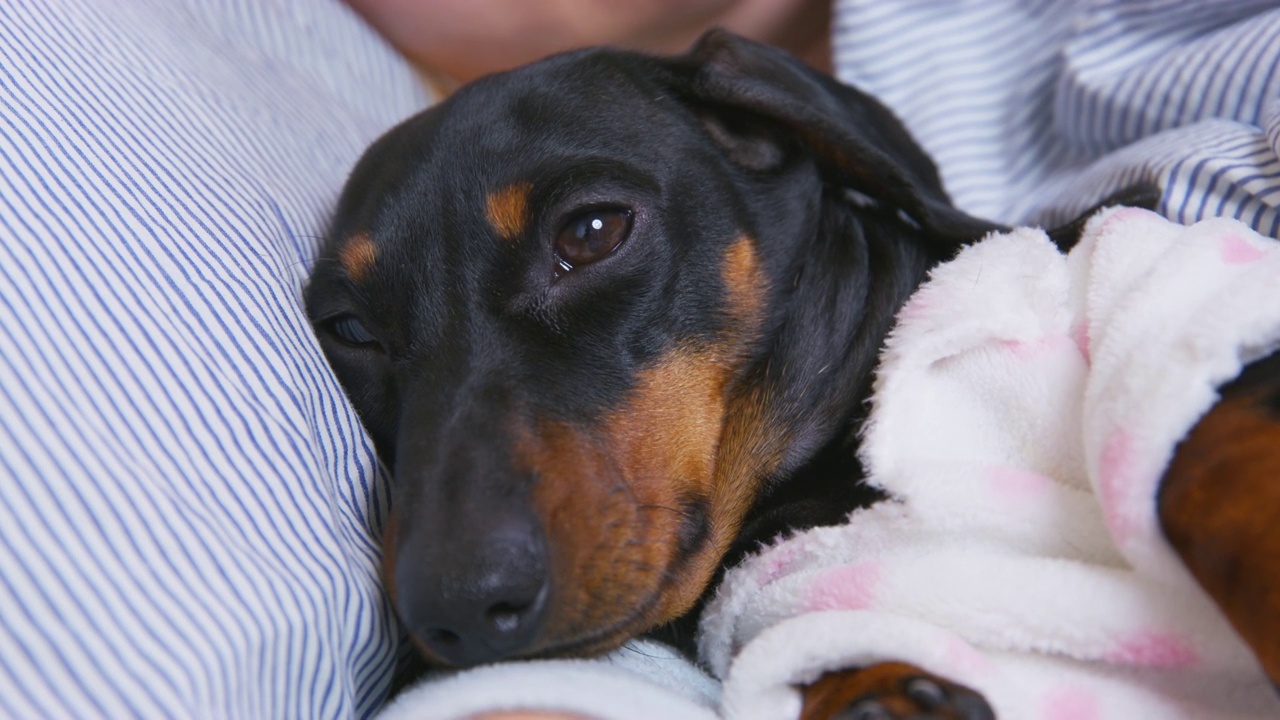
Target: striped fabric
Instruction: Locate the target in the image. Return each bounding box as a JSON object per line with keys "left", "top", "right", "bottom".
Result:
{"left": 2, "top": 1, "right": 1279, "bottom": 718}
{"left": 0, "top": 0, "right": 428, "bottom": 716}
{"left": 832, "top": 0, "right": 1280, "bottom": 236}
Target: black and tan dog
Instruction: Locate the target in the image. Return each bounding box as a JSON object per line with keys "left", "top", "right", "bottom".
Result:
{"left": 306, "top": 30, "right": 1280, "bottom": 718}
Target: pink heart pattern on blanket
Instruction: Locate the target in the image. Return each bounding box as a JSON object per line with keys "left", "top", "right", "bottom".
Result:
{"left": 703, "top": 208, "right": 1280, "bottom": 720}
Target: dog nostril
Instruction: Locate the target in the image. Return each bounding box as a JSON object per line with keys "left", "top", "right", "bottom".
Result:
{"left": 485, "top": 602, "right": 527, "bottom": 634}
{"left": 396, "top": 521, "right": 550, "bottom": 665}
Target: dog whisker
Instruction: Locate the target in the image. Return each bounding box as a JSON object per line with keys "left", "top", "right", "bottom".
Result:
{"left": 617, "top": 643, "right": 668, "bottom": 661}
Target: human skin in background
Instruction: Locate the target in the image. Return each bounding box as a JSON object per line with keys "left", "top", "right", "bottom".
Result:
{"left": 346, "top": 0, "right": 831, "bottom": 88}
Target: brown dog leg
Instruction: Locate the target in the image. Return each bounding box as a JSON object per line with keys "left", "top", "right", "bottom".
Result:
{"left": 1160, "top": 349, "right": 1280, "bottom": 681}
{"left": 799, "top": 662, "right": 994, "bottom": 720}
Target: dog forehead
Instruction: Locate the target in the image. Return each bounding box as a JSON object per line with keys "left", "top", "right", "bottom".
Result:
{"left": 443, "top": 51, "right": 687, "bottom": 154}
{"left": 326, "top": 48, "right": 750, "bottom": 360}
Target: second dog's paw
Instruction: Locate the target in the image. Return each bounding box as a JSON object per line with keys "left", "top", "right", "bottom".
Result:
{"left": 800, "top": 662, "right": 994, "bottom": 720}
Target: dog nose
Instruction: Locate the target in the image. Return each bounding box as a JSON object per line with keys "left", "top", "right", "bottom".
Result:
{"left": 395, "top": 523, "right": 550, "bottom": 666}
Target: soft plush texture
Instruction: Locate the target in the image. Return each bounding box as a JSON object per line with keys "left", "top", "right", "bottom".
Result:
{"left": 702, "top": 209, "right": 1280, "bottom": 719}
{"left": 379, "top": 639, "right": 719, "bottom": 720}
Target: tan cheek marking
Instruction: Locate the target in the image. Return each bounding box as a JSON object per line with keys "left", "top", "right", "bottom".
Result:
{"left": 515, "top": 346, "right": 732, "bottom": 648}
{"left": 486, "top": 182, "right": 533, "bottom": 241}
{"left": 518, "top": 414, "right": 676, "bottom": 652}
{"left": 609, "top": 346, "right": 727, "bottom": 502}
{"left": 652, "top": 394, "right": 786, "bottom": 619}
{"left": 612, "top": 234, "right": 776, "bottom": 619}
{"left": 619, "top": 346, "right": 736, "bottom": 619}
{"left": 721, "top": 235, "right": 768, "bottom": 339}
{"left": 338, "top": 233, "right": 378, "bottom": 282}
{"left": 659, "top": 235, "right": 784, "bottom": 615}
{"left": 516, "top": 236, "right": 784, "bottom": 641}
{"left": 712, "top": 235, "right": 782, "bottom": 525}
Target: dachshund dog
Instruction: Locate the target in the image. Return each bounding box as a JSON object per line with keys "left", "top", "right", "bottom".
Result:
{"left": 305, "top": 30, "right": 1278, "bottom": 719}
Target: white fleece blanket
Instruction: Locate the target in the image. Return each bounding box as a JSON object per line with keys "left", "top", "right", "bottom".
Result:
{"left": 386, "top": 208, "right": 1280, "bottom": 719}
{"left": 704, "top": 208, "right": 1280, "bottom": 719}
{"left": 380, "top": 638, "right": 718, "bottom": 719}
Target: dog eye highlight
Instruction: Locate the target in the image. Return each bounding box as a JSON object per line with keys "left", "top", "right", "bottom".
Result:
{"left": 554, "top": 208, "right": 633, "bottom": 276}
{"left": 328, "top": 314, "right": 381, "bottom": 349}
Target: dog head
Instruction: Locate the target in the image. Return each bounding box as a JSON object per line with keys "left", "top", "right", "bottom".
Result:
{"left": 305, "top": 31, "right": 1000, "bottom": 666}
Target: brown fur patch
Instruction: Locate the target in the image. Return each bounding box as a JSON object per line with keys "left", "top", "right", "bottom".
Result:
{"left": 338, "top": 233, "right": 378, "bottom": 283}
{"left": 707, "top": 236, "right": 784, "bottom": 557}
{"left": 1161, "top": 376, "right": 1280, "bottom": 681}
{"left": 516, "top": 345, "right": 729, "bottom": 653}
{"left": 799, "top": 662, "right": 984, "bottom": 720}
{"left": 614, "top": 345, "right": 736, "bottom": 621}
{"left": 721, "top": 235, "right": 768, "bottom": 328}
{"left": 511, "top": 235, "right": 784, "bottom": 654}
{"left": 653, "top": 236, "right": 783, "bottom": 616}
{"left": 485, "top": 182, "right": 533, "bottom": 241}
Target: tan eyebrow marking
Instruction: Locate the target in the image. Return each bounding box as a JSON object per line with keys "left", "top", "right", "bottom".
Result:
{"left": 337, "top": 233, "right": 377, "bottom": 282}
{"left": 721, "top": 235, "right": 767, "bottom": 334}
{"left": 485, "top": 181, "right": 533, "bottom": 241}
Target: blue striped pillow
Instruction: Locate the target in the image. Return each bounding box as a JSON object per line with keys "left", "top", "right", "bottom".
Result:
{"left": 0, "top": 1, "right": 428, "bottom": 716}
{"left": 832, "top": 0, "right": 1280, "bottom": 235}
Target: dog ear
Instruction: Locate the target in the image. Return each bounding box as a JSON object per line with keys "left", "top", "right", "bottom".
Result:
{"left": 674, "top": 30, "right": 1001, "bottom": 246}
{"left": 1043, "top": 183, "right": 1162, "bottom": 250}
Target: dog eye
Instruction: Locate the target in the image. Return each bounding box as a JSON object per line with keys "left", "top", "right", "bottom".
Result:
{"left": 554, "top": 208, "right": 633, "bottom": 275}
{"left": 328, "top": 314, "right": 381, "bottom": 349}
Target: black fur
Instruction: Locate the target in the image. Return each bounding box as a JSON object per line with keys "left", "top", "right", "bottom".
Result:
{"left": 304, "top": 31, "right": 1089, "bottom": 669}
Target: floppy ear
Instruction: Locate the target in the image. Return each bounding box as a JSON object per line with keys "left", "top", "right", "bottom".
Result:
{"left": 673, "top": 29, "right": 1002, "bottom": 246}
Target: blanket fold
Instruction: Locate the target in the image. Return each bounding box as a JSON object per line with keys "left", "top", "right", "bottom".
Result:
{"left": 380, "top": 638, "right": 718, "bottom": 720}
{"left": 702, "top": 209, "right": 1280, "bottom": 719}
